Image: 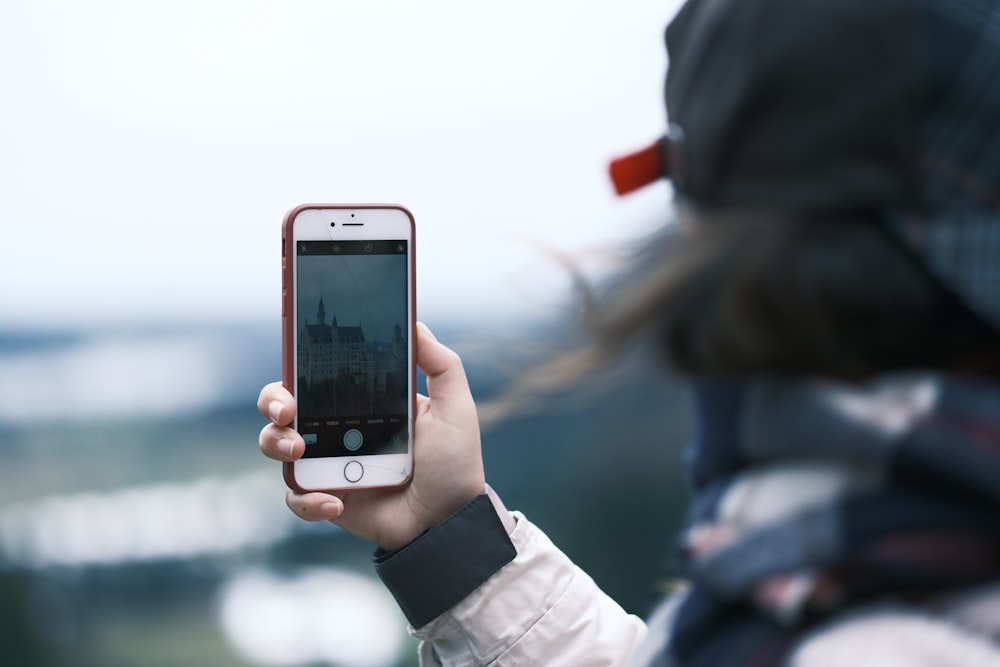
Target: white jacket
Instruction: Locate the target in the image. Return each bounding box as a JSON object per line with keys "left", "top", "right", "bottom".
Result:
{"left": 403, "top": 500, "right": 1000, "bottom": 667}
{"left": 412, "top": 509, "right": 647, "bottom": 666}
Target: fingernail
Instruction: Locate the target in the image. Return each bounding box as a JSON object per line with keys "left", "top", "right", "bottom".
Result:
{"left": 268, "top": 400, "right": 283, "bottom": 422}
{"left": 278, "top": 438, "right": 295, "bottom": 459}
{"left": 320, "top": 501, "right": 341, "bottom": 517}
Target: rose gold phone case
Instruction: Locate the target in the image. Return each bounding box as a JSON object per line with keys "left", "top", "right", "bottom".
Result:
{"left": 281, "top": 203, "right": 416, "bottom": 493}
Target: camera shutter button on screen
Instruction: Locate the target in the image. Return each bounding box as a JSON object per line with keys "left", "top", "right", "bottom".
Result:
{"left": 343, "top": 429, "right": 364, "bottom": 451}
{"left": 344, "top": 461, "right": 364, "bottom": 483}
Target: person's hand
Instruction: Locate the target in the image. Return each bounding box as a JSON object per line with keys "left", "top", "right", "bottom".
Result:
{"left": 257, "top": 322, "right": 485, "bottom": 552}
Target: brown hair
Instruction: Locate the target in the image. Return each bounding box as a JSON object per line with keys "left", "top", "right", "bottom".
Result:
{"left": 587, "top": 207, "right": 999, "bottom": 379}
{"left": 477, "top": 207, "right": 1000, "bottom": 425}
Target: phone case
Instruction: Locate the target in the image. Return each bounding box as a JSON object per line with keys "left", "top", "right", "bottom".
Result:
{"left": 281, "top": 203, "right": 417, "bottom": 493}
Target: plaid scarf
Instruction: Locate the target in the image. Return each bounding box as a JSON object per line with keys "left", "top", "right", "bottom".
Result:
{"left": 654, "top": 373, "right": 1000, "bottom": 666}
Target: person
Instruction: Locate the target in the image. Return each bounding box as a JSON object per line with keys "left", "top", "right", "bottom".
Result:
{"left": 258, "top": 0, "right": 1000, "bottom": 664}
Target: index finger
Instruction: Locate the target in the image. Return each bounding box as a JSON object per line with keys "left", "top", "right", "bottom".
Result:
{"left": 257, "top": 381, "right": 296, "bottom": 425}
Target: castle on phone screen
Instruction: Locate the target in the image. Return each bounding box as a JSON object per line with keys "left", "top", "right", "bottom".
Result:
{"left": 297, "top": 296, "right": 407, "bottom": 416}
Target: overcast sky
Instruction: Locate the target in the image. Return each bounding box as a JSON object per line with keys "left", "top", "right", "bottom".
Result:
{"left": 0, "top": 0, "right": 679, "bottom": 330}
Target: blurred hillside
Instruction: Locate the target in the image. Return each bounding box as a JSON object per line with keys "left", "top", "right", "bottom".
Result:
{"left": 0, "top": 320, "right": 691, "bottom": 666}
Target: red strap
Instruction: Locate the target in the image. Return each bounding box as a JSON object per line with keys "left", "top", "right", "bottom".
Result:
{"left": 608, "top": 138, "right": 666, "bottom": 196}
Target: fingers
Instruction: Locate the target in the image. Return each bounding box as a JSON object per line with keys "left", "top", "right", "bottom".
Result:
{"left": 257, "top": 381, "right": 295, "bottom": 425}
{"left": 259, "top": 384, "right": 342, "bottom": 523}
{"left": 258, "top": 382, "right": 303, "bottom": 461}
{"left": 259, "top": 422, "right": 304, "bottom": 461}
{"left": 285, "top": 490, "right": 344, "bottom": 522}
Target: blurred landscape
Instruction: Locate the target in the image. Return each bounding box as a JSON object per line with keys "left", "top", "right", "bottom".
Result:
{"left": 0, "top": 1, "right": 687, "bottom": 663}
{"left": 0, "top": 318, "right": 691, "bottom": 667}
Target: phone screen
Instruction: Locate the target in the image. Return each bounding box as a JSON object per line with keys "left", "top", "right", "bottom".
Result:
{"left": 295, "top": 239, "right": 410, "bottom": 459}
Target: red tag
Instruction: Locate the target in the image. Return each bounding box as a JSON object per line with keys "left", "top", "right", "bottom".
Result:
{"left": 608, "top": 138, "right": 666, "bottom": 196}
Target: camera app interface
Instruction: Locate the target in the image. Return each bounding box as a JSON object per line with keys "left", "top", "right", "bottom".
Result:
{"left": 296, "top": 240, "right": 409, "bottom": 458}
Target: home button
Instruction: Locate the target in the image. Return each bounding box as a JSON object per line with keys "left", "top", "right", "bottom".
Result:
{"left": 344, "top": 461, "right": 364, "bottom": 483}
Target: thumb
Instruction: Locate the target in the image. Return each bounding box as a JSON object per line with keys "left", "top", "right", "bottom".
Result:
{"left": 416, "top": 322, "right": 475, "bottom": 413}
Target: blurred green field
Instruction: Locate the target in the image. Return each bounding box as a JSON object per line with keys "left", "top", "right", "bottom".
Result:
{"left": 0, "top": 331, "right": 691, "bottom": 666}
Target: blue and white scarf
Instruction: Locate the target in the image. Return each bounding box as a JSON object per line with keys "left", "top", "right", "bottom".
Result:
{"left": 651, "top": 372, "right": 1000, "bottom": 666}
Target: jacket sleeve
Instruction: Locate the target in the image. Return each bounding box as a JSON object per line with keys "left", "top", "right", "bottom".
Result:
{"left": 374, "top": 488, "right": 648, "bottom": 666}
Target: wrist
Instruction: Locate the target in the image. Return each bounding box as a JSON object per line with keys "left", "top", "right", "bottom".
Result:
{"left": 373, "top": 492, "right": 517, "bottom": 628}
{"left": 379, "top": 485, "right": 512, "bottom": 553}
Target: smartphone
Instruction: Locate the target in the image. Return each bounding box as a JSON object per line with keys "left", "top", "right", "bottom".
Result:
{"left": 282, "top": 204, "right": 416, "bottom": 491}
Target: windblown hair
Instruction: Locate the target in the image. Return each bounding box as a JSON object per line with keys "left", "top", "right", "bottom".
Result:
{"left": 587, "top": 207, "right": 1000, "bottom": 379}
{"left": 478, "top": 206, "right": 1000, "bottom": 426}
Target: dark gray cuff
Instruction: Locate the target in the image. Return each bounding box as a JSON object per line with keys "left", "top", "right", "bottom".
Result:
{"left": 373, "top": 494, "right": 517, "bottom": 628}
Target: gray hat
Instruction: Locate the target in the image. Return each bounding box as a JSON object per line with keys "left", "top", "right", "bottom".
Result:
{"left": 610, "top": 0, "right": 1000, "bottom": 329}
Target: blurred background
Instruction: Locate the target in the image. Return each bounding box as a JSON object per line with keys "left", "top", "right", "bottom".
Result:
{"left": 0, "top": 1, "right": 690, "bottom": 665}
